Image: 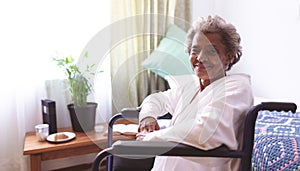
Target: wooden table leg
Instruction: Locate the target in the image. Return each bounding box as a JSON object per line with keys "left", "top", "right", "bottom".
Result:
{"left": 30, "top": 154, "right": 41, "bottom": 171}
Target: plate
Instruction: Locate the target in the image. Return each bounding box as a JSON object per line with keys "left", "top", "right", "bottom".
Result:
{"left": 47, "top": 132, "right": 76, "bottom": 143}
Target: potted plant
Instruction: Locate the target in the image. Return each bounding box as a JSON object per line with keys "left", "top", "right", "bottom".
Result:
{"left": 53, "top": 52, "right": 98, "bottom": 132}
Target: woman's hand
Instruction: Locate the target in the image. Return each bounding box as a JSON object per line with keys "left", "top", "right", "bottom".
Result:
{"left": 136, "top": 117, "right": 160, "bottom": 141}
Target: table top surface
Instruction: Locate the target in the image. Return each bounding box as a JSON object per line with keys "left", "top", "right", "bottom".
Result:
{"left": 23, "top": 123, "right": 135, "bottom": 155}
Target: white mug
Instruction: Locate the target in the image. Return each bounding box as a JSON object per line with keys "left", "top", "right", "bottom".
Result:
{"left": 35, "top": 124, "right": 49, "bottom": 141}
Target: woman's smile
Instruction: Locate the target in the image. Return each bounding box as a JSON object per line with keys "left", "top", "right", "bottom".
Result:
{"left": 193, "top": 61, "right": 213, "bottom": 72}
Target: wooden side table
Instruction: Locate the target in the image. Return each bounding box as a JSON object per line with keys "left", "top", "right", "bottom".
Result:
{"left": 23, "top": 124, "right": 135, "bottom": 171}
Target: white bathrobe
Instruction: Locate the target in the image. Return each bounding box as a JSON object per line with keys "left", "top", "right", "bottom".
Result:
{"left": 139, "top": 74, "right": 254, "bottom": 171}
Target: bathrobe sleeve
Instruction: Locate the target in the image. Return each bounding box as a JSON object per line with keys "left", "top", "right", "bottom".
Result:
{"left": 139, "top": 87, "right": 181, "bottom": 120}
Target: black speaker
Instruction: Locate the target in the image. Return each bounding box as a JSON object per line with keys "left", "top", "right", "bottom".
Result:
{"left": 41, "top": 99, "right": 57, "bottom": 134}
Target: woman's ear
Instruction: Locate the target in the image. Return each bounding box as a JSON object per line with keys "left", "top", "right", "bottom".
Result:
{"left": 225, "top": 51, "right": 234, "bottom": 66}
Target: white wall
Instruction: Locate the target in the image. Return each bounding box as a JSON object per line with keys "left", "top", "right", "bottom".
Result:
{"left": 192, "top": 0, "right": 300, "bottom": 106}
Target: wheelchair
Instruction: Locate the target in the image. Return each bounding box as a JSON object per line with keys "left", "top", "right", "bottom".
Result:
{"left": 92, "top": 102, "right": 297, "bottom": 171}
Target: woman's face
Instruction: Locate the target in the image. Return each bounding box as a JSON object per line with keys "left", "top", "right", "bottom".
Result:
{"left": 189, "top": 32, "right": 233, "bottom": 82}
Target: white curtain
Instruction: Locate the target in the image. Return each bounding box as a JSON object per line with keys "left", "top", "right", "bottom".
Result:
{"left": 0, "top": 0, "right": 111, "bottom": 170}
{"left": 110, "top": 0, "right": 191, "bottom": 113}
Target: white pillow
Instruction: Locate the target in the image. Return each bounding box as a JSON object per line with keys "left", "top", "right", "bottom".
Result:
{"left": 165, "top": 74, "right": 198, "bottom": 89}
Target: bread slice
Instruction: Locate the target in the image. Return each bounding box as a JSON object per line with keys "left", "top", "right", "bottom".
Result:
{"left": 54, "top": 133, "right": 68, "bottom": 141}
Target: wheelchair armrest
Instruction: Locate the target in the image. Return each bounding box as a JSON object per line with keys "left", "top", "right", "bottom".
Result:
{"left": 121, "top": 107, "right": 140, "bottom": 118}
{"left": 92, "top": 140, "right": 243, "bottom": 171}
{"left": 111, "top": 140, "right": 243, "bottom": 158}
{"left": 109, "top": 108, "right": 140, "bottom": 128}
{"left": 107, "top": 108, "right": 140, "bottom": 147}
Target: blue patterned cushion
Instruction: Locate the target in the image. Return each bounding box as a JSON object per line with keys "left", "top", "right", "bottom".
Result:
{"left": 252, "top": 110, "right": 300, "bottom": 170}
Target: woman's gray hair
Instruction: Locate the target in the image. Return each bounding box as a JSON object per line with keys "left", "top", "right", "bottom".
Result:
{"left": 184, "top": 15, "right": 242, "bottom": 71}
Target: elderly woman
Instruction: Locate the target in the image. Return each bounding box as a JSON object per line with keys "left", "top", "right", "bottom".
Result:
{"left": 136, "top": 15, "right": 253, "bottom": 171}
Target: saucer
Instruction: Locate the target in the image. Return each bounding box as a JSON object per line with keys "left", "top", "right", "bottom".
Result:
{"left": 46, "top": 132, "right": 76, "bottom": 143}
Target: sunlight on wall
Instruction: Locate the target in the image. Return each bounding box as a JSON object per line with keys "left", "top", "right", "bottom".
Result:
{"left": 0, "top": 0, "right": 111, "bottom": 80}
{"left": 0, "top": 1, "right": 112, "bottom": 170}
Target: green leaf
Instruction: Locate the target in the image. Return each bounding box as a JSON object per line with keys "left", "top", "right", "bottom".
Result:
{"left": 52, "top": 51, "right": 98, "bottom": 107}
